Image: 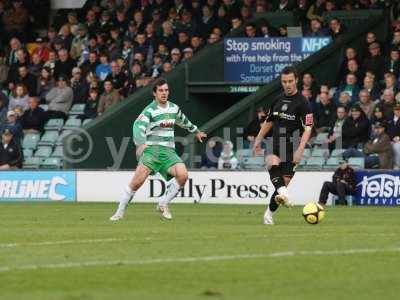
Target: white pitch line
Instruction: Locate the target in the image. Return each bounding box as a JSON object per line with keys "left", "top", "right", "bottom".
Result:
{"left": 0, "top": 238, "right": 134, "bottom": 249}
{"left": 0, "top": 247, "right": 399, "bottom": 273}
{"left": 0, "top": 232, "right": 396, "bottom": 249}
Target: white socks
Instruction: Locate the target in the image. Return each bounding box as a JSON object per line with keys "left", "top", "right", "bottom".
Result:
{"left": 116, "top": 186, "right": 135, "bottom": 215}
{"left": 158, "top": 178, "right": 181, "bottom": 207}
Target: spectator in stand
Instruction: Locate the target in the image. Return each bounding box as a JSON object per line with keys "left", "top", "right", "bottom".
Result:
{"left": 0, "top": 128, "right": 22, "bottom": 170}
{"left": 162, "top": 62, "right": 173, "bottom": 74}
{"left": 0, "top": 92, "right": 8, "bottom": 125}
{"left": 380, "top": 89, "right": 396, "bottom": 120}
{"left": 59, "top": 24, "right": 74, "bottom": 52}
{"left": 328, "top": 17, "right": 345, "bottom": 40}
{"left": 170, "top": 48, "right": 181, "bottom": 68}
{"left": 215, "top": 5, "right": 231, "bottom": 35}
{"left": 7, "top": 48, "right": 29, "bottom": 89}
{"left": 363, "top": 42, "right": 385, "bottom": 81}
{"left": 29, "top": 53, "right": 43, "bottom": 78}
{"left": 70, "top": 24, "right": 89, "bottom": 63}
{"left": 31, "top": 37, "right": 50, "bottom": 63}
{"left": 191, "top": 35, "right": 204, "bottom": 53}
{"left": 96, "top": 52, "right": 112, "bottom": 82}
{"left": 43, "top": 50, "right": 57, "bottom": 75}
{"left": 160, "top": 21, "right": 178, "bottom": 51}
{"left": 19, "top": 96, "right": 46, "bottom": 134}
{"left": 305, "top": 18, "right": 328, "bottom": 37}
{"left": 201, "top": 139, "right": 222, "bottom": 169}
{"left": 306, "top": 0, "right": 325, "bottom": 23}
{"left": 382, "top": 72, "right": 399, "bottom": 96}
{"left": 208, "top": 32, "right": 220, "bottom": 44}
{"left": 340, "top": 59, "right": 364, "bottom": 85}
{"left": 244, "top": 22, "right": 258, "bottom": 38}
{"left": 384, "top": 49, "right": 400, "bottom": 77}
{"left": 274, "top": 0, "right": 294, "bottom": 11}
{"left": 243, "top": 107, "right": 266, "bottom": 148}
{"left": 54, "top": 49, "right": 76, "bottom": 81}
{"left": 336, "top": 91, "right": 353, "bottom": 110}
{"left": 341, "top": 104, "right": 370, "bottom": 150}
{"left": 318, "top": 159, "right": 356, "bottom": 206}
{"left": 81, "top": 51, "right": 99, "bottom": 78}
{"left": 71, "top": 67, "right": 89, "bottom": 104}
{"left": 8, "top": 83, "right": 29, "bottom": 112}
{"left": 15, "top": 65, "right": 36, "bottom": 96}
{"left": 338, "top": 48, "right": 360, "bottom": 82}
{"left": 334, "top": 73, "right": 360, "bottom": 104}
{"left": 199, "top": 5, "right": 216, "bottom": 39}
{"left": 2, "top": 0, "right": 29, "bottom": 42}
{"left": 370, "top": 104, "right": 387, "bottom": 125}
{"left": 98, "top": 80, "right": 121, "bottom": 116}
{"left": 362, "top": 74, "right": 381, "bottom": 102}
{"left": 314, "top": 91, "right": 336, "bottom": 134}
{"left": 44, "top": 75, "right": 73, "bottom": 121}
{"left": 1, "top": 110, "right": 22, "bottom": 143}
{"left": 182, "top": 47, "right": 194, "bottom": 61}
{"left": 301, "top": 72, "right": 318, "bottom": 102}
{"left": 362, "top": 122, "right": 393, "bottom": 169}
{"left": 218, "top": 140, "right": 238, "bottom": 170}
{"left": 387, "top": 30, "right": 400, "bottom": 51}
{"left": 105, "top": 61, "right": 127, "bottom": 93}
{"left": 327, "top": 105, "right": 348, "bottom": 151}
{"left": 358, "top": 89, "right": 375, "bottom": 119}
{"left": 37, "top": 67, "right": 55, "bottom": 103}
{"left": 82, "top": 88, "right": 99, "bottom": 120}
{"left": 388, "top": 102, "right": 400, "bottom": 169}
{"left": 363, "top": 32, "right": 381, "bottom": 59}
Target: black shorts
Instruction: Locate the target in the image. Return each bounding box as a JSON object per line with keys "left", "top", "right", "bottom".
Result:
{"left": 279, "top": 161, "right": 297, "bottom": 177}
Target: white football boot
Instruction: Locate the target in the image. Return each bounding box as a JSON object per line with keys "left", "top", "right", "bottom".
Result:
{"left": 263, "top": 208, "right": 274, "bottom": 225}
{"left": 109, "top": 211, "right": 124, "bottom": 221}
{"left": 157, "top": 205, "right": 172, "bottom": 220}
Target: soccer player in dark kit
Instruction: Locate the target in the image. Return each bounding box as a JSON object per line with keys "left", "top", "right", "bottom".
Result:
{"left": 254, "top": 66, "right": 313, "bottom": 225}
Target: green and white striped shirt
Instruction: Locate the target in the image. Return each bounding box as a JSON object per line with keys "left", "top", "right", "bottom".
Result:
{"left": 133, "top": 100, "right": 199, "bottom": 148}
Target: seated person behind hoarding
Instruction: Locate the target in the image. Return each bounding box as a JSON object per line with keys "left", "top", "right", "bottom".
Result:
{"left": 314, "top": 92, "right": 336, "bottom": 134}
{"left": 20, "top": 96, "right": 46, "bottom": 134}
{"left": 363, "top": 122, "right": 393, "bottom": 169}
{"left": 358, "top": 89, "right": 375, "bottom": 119}
{"left": 341, "top": 104, "right": 370, "bottom": 150}
{"left": 387, "top": 102, "right": 400, "bottom": 168}
{"left": 200, "top": 139, "right": 221, "bottom": 169}
{"left": 109, "top": 78, "right": 207, "bottom": 221}
{"left": 97, "top": 80, "right": 121, "bottom": 116}
{"left": 44, "top": 74, "right": 73, "bottom": 121}
{"left": 318, "top": 159, "right": 356, "bottom": 206}
{"left": 0, "top": 128, "right": 22, "bottom": 170}
{"left": 0, "top": 110, "right": 23, "bottom": 144}
{"left": 218, "top": 140, "right": 238, "bottom": 170}
{"left": 327, "top": 105, "right": 348, "bottom": 151}
{"left": 243, "top": 107, "right": 266, "bottom": 148}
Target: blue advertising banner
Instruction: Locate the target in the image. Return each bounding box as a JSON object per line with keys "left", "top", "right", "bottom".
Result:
{"left": 224, "top": 37, "right": 331, "bottom": 83}
{"left": 0, "top": 171, "right": 76, "bottom": 202}
{"left": 355, "top": 171, "right": 400, "bottom": 206}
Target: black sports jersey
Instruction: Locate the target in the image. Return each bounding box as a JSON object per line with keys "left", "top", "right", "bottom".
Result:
{"left": 266, "top": 92, "right": 313, "bottom": 161}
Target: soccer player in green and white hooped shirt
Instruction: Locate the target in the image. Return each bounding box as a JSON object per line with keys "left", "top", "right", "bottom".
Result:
{"left": 110, "top": 78, "right": 207, "bottom": 221}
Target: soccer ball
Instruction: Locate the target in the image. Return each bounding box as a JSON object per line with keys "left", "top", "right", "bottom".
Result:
{"left": 302, "top": 203, "right": 325, "bottom": 224}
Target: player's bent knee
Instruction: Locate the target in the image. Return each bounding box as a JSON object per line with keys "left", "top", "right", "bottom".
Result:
{"left": 265, "top": 155, "right": 281, "bottom": 170}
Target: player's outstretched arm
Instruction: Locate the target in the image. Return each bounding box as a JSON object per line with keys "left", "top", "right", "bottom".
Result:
{"left": 253, "top": 121, "right": 272, "bottom": 155}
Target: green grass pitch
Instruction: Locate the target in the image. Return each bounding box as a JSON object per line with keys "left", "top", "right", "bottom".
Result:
{"left": 0, "top": 203, "right": 399, "bottom": 300}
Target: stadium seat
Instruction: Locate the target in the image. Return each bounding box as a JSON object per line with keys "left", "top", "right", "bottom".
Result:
{"left": 39, "top": 104, "right": 48, "bottom": 111}
{"left": 23, "top": 148, "right": 33, "bottom": 158}
{"left": 305, "top": 157, "right": 325, "bottom": 169}
{"left": 348, "top": 157, "right": 365, "bottom": 169}
{"left": 40, "top": 157, "right": 62, "bottom": 169}
{"left": 324, "top": 157, "right": 339, "bottom": 169}
{"left": 330, "top": 149, "right": 345, "bottom": 157}
{"left": 22, "top": 133, "right": 40, "bottom": 150}
{"left": 82, "top": 118, "right": 93, "bottom": 126}
{"left": 331, "top": 195, "right": 354, "bottom": 206}
{"left": 63, "top": 118, "right": 82, "bottom": 130}
{"left": 303, "top": 148, "right": 312, "bottom": 158}
{"left": 52, "top": 146, "right": 63, "bottom": 158}
{"left": 23, "top": 156, "right": 41, "bottom": 169}
{"left": 56, "top": 130, "right": 72, "bottom": 146}
{"left": 38, "top": 131, "right": 59, "bottom": 147}
{"left": 44, "top": 118, "right": 64, "bottom": 131}
{"left": 69, "top": 104, "right": 86, "bottom": 116}
{"left": 314, "top": 132, "right": 329, "bottom": 145}
{"left": 311, "top": 148, "right": 329, "bottom": 158}
{"left": 241, "top": 156, "right": 265, "bottom": 170}
{"left": 34, "top": 146, "right": 53, "bottom": 158}
{"left": 236, "top": 149, "right": 253, "bottom": 160}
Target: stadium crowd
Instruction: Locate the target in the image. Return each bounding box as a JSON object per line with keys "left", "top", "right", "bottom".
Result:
{"left": 0, "top": 0, "right": 399, "bottom": 169}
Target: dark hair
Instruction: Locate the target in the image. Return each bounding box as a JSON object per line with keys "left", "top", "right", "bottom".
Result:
{"left": 281, "top": 66, "right": 298, "bottom": 79}
{"left": 152, "top": 78, "right": 168, "bottom": 93}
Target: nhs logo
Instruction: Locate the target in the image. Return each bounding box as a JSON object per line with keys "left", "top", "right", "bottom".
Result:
{"left": 302, "top": 38, "right": 331, "bottom": 53}
{"left": 356, "top": 173, "right": 400, "bottom": 206}
{"left": 0, "top": 171, "right": 76, "bottom": 202}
